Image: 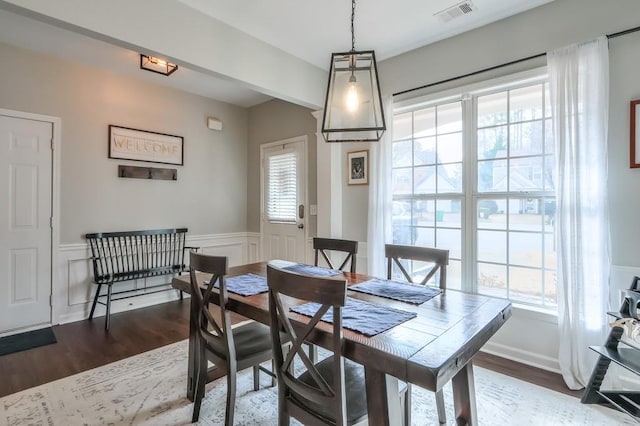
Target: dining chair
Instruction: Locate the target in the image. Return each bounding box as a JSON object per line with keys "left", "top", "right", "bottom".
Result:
{"left": 385, "top": 243, "right": 449, "bottom": 289}
{"left": 267, "top": 264, "right": 368, "bottom": 426}
{"left": 385, "top": 243, "right": 449, "bottom": 425}
{"left": 189, "top": 252, "right": 276, "bottom": 425}
{"left": 308, "top": 237, "right": 358, "bottom": 363}
{"left": 313, "top": 237, "right": 358, "bottom": 273}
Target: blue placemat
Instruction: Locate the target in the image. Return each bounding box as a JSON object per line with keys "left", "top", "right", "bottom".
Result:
{"left": 283, "top": 263, "right": 343, "bottom": 277}
{"left": 349, "top": 278, "right": 441, "bottom": 305}
{"left": 204, "top": 273, "right": 268, "bottom": 296}
{"left": 290, "top": 297, "right": 417, "bottom": 337}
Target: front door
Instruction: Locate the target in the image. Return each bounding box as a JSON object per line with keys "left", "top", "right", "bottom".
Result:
{"left": 261, "top": 137, "right": 307, "bottom": 263}
{"left": 0, "top": 115, "right": 52, "bottom": 334}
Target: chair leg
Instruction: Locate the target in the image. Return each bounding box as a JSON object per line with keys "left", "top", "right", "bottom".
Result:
{"left": 403, "top": 384, "right": 412, "bottom": 426}
{"left": 191, "top": 346, "right": 206, "bottom": 423}
{"left": 105, "top": 284, "right": 112, "bottom": 331}
{"left": 271, "top": 359, "right": 277, "bottom": 387}
{"left": 307, "top": 343, "right": 317, "bottom": 364}
{"left": 436, "top": 389, "right": 446, "bottom": 425}
{"left": 226, "top": 368, "right": 237, "bottom": 426}
{"left": 88, "top": 284, "right": 102, "bottom": 320}
{"left": 253, "top": 365, "right": 260, "bottom": 391}
{"left": 278, "top": 382, "right": 290, "bottom": 426}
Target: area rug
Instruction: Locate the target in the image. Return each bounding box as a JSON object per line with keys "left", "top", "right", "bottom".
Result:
{"left": 0, "top": 327, "right": 56, "bottom": 356}
{"left": 0, "top": 340, "right": 634, "bottom": 425}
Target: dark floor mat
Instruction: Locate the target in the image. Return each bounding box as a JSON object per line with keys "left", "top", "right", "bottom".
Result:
{"left": 0, "top": 327, "right": 57, "bottom": 356}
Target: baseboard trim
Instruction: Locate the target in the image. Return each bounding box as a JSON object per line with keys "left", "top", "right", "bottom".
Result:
{"left": 482, "top": 341, "right": 561, "bottom": 373}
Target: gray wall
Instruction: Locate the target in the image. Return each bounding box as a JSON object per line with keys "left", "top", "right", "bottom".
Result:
{"left": 0, "top": 42, "right": 249, "bottom": 243}
{"left": 341, "top": 143, "right": 369, "bottom": 242}
{"left": 247, "top": 99, "right": 317, "bottom": 236}
{"left": 378, "top": 0, "right": 640, "bottom": 270}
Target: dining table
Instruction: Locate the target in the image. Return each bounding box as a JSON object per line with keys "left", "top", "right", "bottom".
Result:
{"left": 172, "top": 260, "right": 512, "bottom": 426}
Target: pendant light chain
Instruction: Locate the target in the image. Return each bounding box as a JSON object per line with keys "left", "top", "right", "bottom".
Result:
{"left": 351, "top": 0, "right": 356, "bottom": 51}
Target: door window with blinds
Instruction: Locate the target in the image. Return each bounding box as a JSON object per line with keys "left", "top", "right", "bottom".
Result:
{"left": 266, "top": 150, "right": 298, "bottom": 223}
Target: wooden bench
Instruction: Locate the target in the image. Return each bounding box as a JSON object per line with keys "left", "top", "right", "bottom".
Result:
{"left": 86, "top": 228, "right": 196, "bottom": 330}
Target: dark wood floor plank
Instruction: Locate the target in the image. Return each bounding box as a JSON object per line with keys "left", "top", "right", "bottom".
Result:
{"left": 0, "top": 299, "right": 579, "bottom": 401}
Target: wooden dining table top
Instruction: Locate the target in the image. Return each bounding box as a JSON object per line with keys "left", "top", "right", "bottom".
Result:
{"left": 172, "top": 260, "right": 512, "bottom": 393}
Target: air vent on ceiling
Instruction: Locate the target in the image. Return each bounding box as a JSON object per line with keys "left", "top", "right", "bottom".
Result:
{"left": 434, "top": 1, "right": 476, "bottom": 23}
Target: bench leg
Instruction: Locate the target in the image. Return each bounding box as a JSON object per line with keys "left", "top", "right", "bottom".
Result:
{"left": 89, "top": 284, "right": 102, "bottom": 320}
{"left": 105, "top": 284, "right": 112, "bottom": 331}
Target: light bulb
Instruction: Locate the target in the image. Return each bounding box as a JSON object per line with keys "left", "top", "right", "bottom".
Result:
{"left": 345, "top": 75, "right": 359, "bottom": 113}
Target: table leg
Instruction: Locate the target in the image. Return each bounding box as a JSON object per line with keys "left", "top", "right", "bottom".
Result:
{"left": 451, "top": 361, "right": 478, "bottom": 426}
{"left": 364, "top": 367, "right": 403, "bottom": 426}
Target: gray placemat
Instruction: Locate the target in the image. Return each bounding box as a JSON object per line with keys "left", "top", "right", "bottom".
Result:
{"left": 204, "top": 273, "right": 268, "bottom": 296}
{"left": 349, "top": 278, "right": 441, "bottom": 305}
{"left": 283, "top": 263, "right": 343, "bottom": 277}
{"left": 290, "top": 297, "right": 416, "bottom": 337}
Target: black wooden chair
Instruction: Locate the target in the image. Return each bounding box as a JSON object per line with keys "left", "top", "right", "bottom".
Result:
{"left": 189, "top": 252, "right": 276, "bottom": 425}
{"left": 313, "top": 237, "right": 358, "bottom": 273}
{"left": 385, "top": 243, "right": 449, "bottom": 425}
{"left": 308, "top": 237, "right": 359, "bottom": 363}
{"left": 385, "top": 243, "right": 449, "bottom": 289}
{"left": 267, "top": 264, "right": 368, "bottom": 425}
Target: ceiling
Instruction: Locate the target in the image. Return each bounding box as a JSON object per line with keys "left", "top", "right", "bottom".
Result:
{"left": 0, "top": 0, "right": 554, "bottom": 108}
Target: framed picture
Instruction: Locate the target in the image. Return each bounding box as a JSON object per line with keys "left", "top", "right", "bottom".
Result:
{"left": 347, "top": 150, "right": 369, "bottom": 185}
{"left": 109, "top": 125, "right": 184, "bottom": 166}
{"left": 631, "top": 100, "right": 640, "bottom": 168}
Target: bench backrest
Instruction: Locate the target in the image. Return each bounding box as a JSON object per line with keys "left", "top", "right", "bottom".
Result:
{"left": 85, "top": 228, "right": 188, "bottom": 283}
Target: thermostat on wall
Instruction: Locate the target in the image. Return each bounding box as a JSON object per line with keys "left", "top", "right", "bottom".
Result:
{"left": 207, "top": 117, "right": 222, "bottom": 131}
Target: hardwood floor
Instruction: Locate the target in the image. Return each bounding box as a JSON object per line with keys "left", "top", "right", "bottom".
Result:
{"left": 0, "top": 299, "right": 581, "bottom": 399}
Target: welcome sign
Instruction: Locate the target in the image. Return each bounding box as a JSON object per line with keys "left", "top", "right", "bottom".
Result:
{"left": 109, "top": 125, "right": 184, "bottom": 165}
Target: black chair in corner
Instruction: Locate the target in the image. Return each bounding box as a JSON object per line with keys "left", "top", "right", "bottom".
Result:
{"left": 189, "top": 252, "right": 276, "bottom": 425}
{"left": 267, "top": 264, "right": 368, "bottom": 426}
{"left": 385, "top": 243, "right": 449, "bottom": 425}
{"left": 313, "top": 237, "right": 358, "bottom": 273}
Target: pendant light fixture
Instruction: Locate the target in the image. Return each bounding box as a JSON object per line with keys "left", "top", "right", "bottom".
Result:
{"left": 321, "top": 0, "right": 385, "bottom": 142}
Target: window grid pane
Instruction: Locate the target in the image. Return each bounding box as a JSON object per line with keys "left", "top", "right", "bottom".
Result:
{"left": 392, "top": 104, "right": 463, "bottom": 279}
{"left": 393, "top": 76, "right": 556, "bottom": 311}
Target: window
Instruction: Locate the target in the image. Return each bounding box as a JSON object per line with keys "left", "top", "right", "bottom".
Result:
{"left": 266, "top": 151, "right": 297, "bottom": 223}
{"left": 391, "top": 71, "right": 557, "bottom": 310}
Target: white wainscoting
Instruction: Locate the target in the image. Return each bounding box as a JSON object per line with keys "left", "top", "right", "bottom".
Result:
{"left": 54, "top": 232, "right": 258, "bottom": 325}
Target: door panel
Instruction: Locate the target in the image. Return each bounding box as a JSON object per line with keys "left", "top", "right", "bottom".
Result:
{"left": 0, "top": 115, "right": 52, "bottom": 333}
{"left": 261, "top": 139, "right": 307, "bottom": 263}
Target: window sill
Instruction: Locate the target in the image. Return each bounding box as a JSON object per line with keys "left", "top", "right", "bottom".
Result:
{"left": 511, "top": 303, "right": 558, "bottom": 324}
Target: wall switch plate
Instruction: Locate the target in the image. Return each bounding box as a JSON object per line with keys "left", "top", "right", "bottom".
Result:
{"left": 310, "top": 204, "right": 317, "bottom": 215}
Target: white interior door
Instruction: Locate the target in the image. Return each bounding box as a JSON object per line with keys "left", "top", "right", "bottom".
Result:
{"left": 0, "top": 115, "right": 52, "bottom": 334}
{"left": 261, "top": 137, "right": 307, "bottom": 263}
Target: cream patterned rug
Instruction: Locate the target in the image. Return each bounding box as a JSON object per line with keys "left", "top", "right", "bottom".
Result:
{"left": 0, "top": 340, "right": 634, "bottom": 426}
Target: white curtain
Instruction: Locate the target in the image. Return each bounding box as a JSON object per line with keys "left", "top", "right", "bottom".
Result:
{"left": 547, "top": 36, "right": 611, "bottom": 390}
{"left": 367, "top": 96, "right": 394, "bottom": 278}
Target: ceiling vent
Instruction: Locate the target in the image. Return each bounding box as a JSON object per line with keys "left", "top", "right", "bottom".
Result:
{"left": 434, "top": 1, "right": 476, "bottom": 23}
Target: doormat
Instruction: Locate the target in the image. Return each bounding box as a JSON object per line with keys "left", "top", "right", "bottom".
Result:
{"left": 0, "top": 327, "right": 57, "bottom": 356}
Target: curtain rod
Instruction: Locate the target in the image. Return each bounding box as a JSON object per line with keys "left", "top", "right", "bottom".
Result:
{"left": 393, "top": 24, "right": 640, "bottom": 97}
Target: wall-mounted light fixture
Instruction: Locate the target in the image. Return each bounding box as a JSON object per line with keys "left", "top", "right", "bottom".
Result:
{"left": 321, "top": 0, "right": 385, "bottom": 142}
{"left": 139, "top": 54, "right": 178, "bottom": 76}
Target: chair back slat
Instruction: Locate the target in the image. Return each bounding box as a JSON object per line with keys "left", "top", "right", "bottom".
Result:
{"left": 313, "top": 237, "right": 358, "bottom": 273}
{"left": 385, "top": 244, "right": 449, "bottom": 289}
{"left": 189, "top": 252, "right": 231, "bottom": 361}
{"left": 267, "top": 264, "right": 349, "bottom": 425}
